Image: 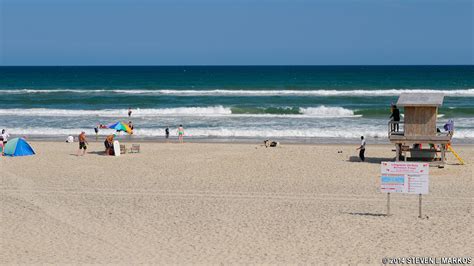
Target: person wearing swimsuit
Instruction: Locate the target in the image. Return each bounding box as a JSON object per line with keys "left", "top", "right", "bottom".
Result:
{"left": 177, "top": 125, "right": 184, "bottom": 143}
{"left": 77, "top": 131, "right": 88, "bottom": 156}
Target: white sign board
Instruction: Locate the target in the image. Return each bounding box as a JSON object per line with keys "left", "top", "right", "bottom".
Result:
{"left": 381, "top": 162, "right": 429, "bottom": 194}
{"left": 113, "top": 140, "right": 121, "bottom": 157}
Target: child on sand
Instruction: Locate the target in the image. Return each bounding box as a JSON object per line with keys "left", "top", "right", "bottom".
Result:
{"left": 77, "top": 131, "right": 88, "bottom": 156}
{"left": 177, "top": 125, "right": 184, "bottom": 143}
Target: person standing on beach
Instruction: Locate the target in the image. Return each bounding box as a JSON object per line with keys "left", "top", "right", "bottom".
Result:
{"left": 390, "top": 104, "right": 400, "bottom": 132}
{"left": 0, "top": 138, "right": 4, "bottom": 156}
{"left": 94, "top": 125, "right": 99, "bottom": 140}
{"left": 356, "top": 136, "right": 366, "bottom": 162}
{"left": 77, "top": 131, "right": 88, "bottom": 156}
{"left": 1, "top": 129, "right": 10, "bottom": 145}
{"left": 177, "top": 125, "right": 184, "bottom": 143}
{"left": 165, "top": 127, "right": 170, "bottom": 141}
{"left": 128, "top": 107, "right": 132, "bottom": 117}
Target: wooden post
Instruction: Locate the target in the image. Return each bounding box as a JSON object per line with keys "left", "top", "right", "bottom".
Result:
{"left": 404, "top": 146, "right": 408, "bottom": 162}
{"left": 387, "top": 193, "right": 391, "bottom": 216}
{"left": 395, "top": 145, "right": 400, "bottom": 162}
{"left": 418, "top": 194, "right": 422, "bottom": 218}
{"left": 441, "top": 144, "right": 446, "bottom": 163}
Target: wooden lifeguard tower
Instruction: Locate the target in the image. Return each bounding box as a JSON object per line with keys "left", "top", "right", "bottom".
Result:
{"left": 388, "top": 93, "right": 452, "bottom": 164}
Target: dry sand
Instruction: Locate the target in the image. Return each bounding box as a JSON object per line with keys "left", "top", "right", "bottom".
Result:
{"left": 1, "top": 141, "right": 472, "bottom": 264}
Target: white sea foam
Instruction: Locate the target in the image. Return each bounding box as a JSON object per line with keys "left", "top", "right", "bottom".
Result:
{"left": 0, "top": 107, "right": 231, "bottom": 117}
{"left": 0, "top": 106, "right": 359, "bottom": 118}
{"left": 300, "top": 106, "right": 355, "bottom": 117}
{"left": 7, "top": 127, "right": 474, "bottom": 139}
{"left": 1, "top": 88, "right": 473, "bottom": 97}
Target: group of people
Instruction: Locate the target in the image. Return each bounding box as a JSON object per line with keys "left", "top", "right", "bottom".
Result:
{"left": 93, "top": 121, "right": 135, "bottom": 137}
{"left": 74, "top": 124, "right": 186, "bottom": 156}
{"left": 74, "top": 131, "right": 115, "bottom": 156}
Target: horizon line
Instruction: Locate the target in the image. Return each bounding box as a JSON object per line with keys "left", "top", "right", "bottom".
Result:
{"left": 0, "top": 64, "right": 473, "bottom": 67}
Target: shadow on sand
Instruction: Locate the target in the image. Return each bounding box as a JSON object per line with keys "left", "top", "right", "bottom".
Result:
{"left": 68, "top": 151, "right": 108, "bottom": 156}
{"left": 69, "top": 151, "right": 108, "bottom": 156}
{"left": 87, "top": 150, "right": 108, "bottom": 156}
{"left": 347, "top": 156, "right": 394, "bottom": 164}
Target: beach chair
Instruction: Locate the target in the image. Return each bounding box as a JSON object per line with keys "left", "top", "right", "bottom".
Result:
{"left": 130, "top": 144, "right": 140, "bottom": 153}
{"left": 120, "top": 144, "right": 127, "bottom": 154}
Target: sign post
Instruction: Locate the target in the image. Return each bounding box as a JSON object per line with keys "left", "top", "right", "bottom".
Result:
{"left": 419, "top": 194, "right": 422, "bottom": 218}
{"left": 380, "top": 162, "right": 429, "bottom": 218}
{"left": 387, "top": 193, "right": 391, "bottom": 216}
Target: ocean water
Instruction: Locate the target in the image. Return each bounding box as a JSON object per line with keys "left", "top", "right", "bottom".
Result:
{"left": 0, "top": 66, "right": 473, "bottom": 143}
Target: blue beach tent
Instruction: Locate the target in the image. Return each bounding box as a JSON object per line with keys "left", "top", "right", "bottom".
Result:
{"left": 3, "top": 138, "right": 35, "bottom": 157}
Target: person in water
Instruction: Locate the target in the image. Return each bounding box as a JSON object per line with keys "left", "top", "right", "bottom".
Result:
{"left": 390, "top": 104, "right": 400, "bottom": 132}
{"left": 165, "top": 127, "right": 170, "bottom": 141}
{"left": 77, "top": 131, "right": 88, "bottom": 156}
{"left": 128, "top": 121, "right": 134, "bottom": 134}
{"left": 128, "top": 107, "right": 132, "bottom": 117}
{"left": 177, "top": 125, "right": 184, "bottom": 143}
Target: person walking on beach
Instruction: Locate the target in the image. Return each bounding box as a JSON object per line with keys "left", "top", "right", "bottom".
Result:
{"left": 356, "top": 136, "right": 366, "bottom": 162}
{"left": 128, "top": 107, "right": 132, "bottom": 117}
{"left": 177, "top": 125, "right": 184, "bottom": 143}
{"left": 165, "top": 127, "right": 170, "bottom": 141}
{"left": 390, "top": 104, "right": 400, "bottom": 132}
{"left": 77, "top": 131, "right": 88, "bottom": 156}
{"left": 1, "top": 129, "right": 10, "bottom": 145}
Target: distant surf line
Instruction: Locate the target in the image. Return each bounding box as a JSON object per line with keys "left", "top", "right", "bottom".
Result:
{"left": 1, "top": 88, "right": 473, "bottom": 97}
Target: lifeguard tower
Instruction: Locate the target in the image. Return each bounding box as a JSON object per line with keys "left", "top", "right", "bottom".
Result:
{"left": 388, "top": 93, "right": 452, "bottom": 165}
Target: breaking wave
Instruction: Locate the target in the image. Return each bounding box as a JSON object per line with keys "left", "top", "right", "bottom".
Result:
{"left": 0, "top": 106, "right": 359, "bottom": 118}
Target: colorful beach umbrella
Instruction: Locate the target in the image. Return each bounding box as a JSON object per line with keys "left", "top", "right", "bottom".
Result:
{"left": 107, "top": 122, "right": 133, "bottom": 134}
{"left": 3, "top": 137, "right": 35, "bottom": 157}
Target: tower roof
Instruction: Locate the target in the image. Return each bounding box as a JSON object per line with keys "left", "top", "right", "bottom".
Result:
{"left": 396, "top": 93, "right": 444, "bottom": 107}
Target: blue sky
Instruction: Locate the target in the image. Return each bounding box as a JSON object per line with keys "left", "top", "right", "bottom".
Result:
{"left": 0, "top": 0, "right": 472, "bottom": 65}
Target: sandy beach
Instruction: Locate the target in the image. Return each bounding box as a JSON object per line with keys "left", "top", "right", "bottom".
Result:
{"left": 1, "top": 141, "right": 472, "bottom": 264}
